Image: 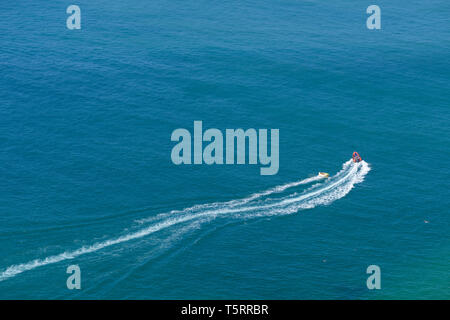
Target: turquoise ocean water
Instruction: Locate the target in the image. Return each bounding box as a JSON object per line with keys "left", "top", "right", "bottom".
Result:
{"left": 0, "top": 1, "right": 449, "bottom": 299}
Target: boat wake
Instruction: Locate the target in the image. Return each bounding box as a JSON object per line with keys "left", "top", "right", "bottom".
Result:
{"left": 0, "top": 159, "right": 370, "bottom": 282}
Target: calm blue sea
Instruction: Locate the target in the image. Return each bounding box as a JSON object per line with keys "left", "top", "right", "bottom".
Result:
{"left": 0, "top": 0, "right": 449, "bottom": 299}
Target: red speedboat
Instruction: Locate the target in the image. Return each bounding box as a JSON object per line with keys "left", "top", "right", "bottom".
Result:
{"left": 352, "top": 152, "right": 362, "bottom": 163}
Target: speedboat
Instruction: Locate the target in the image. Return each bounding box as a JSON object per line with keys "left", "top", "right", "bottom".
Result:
{"left": 352, "top": 152, "right": 362, "bottom": 163}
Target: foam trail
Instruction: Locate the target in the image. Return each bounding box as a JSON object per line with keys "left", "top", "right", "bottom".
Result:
{"left": 0, "top": 215, "right": 203, "bottom": 281}
{"left": 231, "top": 175, "right": 324, "bottom": 206}
{"left": 0, "top": 160, "right": 370, "bottom": 282}
{"left": 136, "top": 174, "right": 323, "bottom": 224}
{"left": 235, "top": 160, "right": 370, "bottom": 219}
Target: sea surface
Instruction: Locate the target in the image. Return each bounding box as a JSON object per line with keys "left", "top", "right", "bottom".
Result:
{"left": 0, "top": 1, "right": 449, "bottom": 299}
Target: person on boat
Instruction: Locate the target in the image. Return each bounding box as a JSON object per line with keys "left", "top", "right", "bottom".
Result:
{"left": 352, "top": 152, "right": 362, "bottom": 163}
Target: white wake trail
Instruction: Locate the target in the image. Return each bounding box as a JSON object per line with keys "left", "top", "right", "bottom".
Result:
{"left": 0, "top": 160, "right": 370, "bottom": 282}
{"left": 136, "top": 174, "right": 323, "bottom": 224}
{"left": 230, "top": 175, "right": 324, "bottom": 206}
